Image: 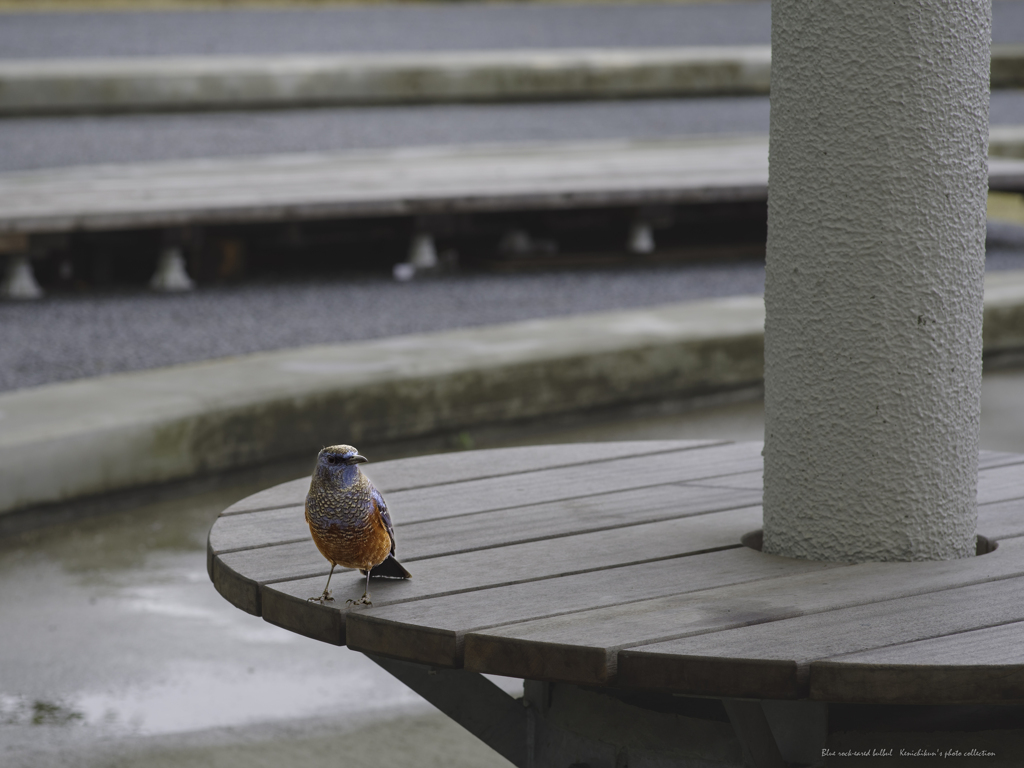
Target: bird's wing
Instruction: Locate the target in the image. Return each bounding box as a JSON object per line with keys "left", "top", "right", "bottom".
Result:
{"left": 371, "top": 486, "right": 397, "bottom": 556}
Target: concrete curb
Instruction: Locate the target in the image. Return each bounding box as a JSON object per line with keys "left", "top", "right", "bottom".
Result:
{"left": 989, "top": 125, "right": 1024, "bottom": 159}
{"left": 0, "top": 47, "right": 772, "bottom": 116}
{"left": 2, "top": 270, "right": 1023, "bottom": 521}
{"left": 3, "top": 44, "right": 1024, "bottom": 116}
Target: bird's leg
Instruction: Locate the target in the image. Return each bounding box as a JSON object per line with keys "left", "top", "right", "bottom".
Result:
{"left": 362, "top": 568, "right": 373, "bottom": 605}
{"left": 308, "top": 564, "right": 336, "bottom": 603}
{"left": 346, "top": 569, "right": 373, "bottom": 606}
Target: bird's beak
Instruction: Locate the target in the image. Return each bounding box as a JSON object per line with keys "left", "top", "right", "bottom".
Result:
{"left": 347, "top": 454, "right": 368, "bottom": 465}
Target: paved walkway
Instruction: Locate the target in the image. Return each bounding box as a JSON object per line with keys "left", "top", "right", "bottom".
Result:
{"left": 6, "top": 92, "right": 1024, "bottom": 173}
{"left": 0, "top": 3, "right": 774, "bottom": 59}
{"left": 7, "top": 1, "right": 1024, "bottom": 59}
{"left": 0, "top": 96, "right": 771, "bottom": 172}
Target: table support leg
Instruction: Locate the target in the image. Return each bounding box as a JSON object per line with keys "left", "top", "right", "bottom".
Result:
{"left": 363, "top": 661, "right": 800, "bottom": 768}
{"left": 721, "top": 699, "right": 786, "bottom": 768}
{"left": 364, "top": 653, "right": 528, "bottom": 768}
{"left": 761, "top": 700, "right": 827, "bottom": 766}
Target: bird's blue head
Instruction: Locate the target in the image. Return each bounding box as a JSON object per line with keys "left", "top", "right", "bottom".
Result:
{"left": 316, "top": 444, "right": 368, "bottom": 486}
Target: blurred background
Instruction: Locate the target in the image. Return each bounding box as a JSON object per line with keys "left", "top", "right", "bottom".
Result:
{"left": 3, "top": 1, "right": 1024, "bottom": 766}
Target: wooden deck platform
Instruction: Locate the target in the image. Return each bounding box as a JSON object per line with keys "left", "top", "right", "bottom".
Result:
{"left": 8, "top": 137, "right": 1024, "bottom": 235}
{"left": 209, "top": 440, "right": 1024, "bottom": 708}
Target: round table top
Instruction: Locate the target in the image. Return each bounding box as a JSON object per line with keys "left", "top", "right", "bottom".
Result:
{"left": 209, "top": 440, "right": 1024, "bottom": 705}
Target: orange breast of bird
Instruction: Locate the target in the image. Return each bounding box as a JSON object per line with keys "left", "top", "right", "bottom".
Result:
{"left": 306, "top": 475, "right": 392, "bottom": 571}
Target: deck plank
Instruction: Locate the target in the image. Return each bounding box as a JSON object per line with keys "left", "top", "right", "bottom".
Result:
{"left": 461, "top": 536, "right": 1024, "bottom": 686}
{"left": 210, "top": 479, "right": 761, "bottom": 558}
{"left": 616, "top": 573, "right": 1024, "bottom": 700}
{"left": 977, "top": 498, "right": 1024, "bottom": 540}
{"left": 218, "top": 441, "right": 720, "bottom": 516}
{"left": 978, "top": 449, "right": 1024, "bottom": 470}
{"left": 9, "top": 140, "right": 1024, "bottom": 234}
{"left": 977, "top": 461, "right": 1024, "bottom": 505}
{"left": 0, "top": 138, "right": 771, "bottom": 234}
{"left": 210, "top": 441, "right": 763, "bottom": 604}
{"left": 259, "top": 505, "right": 763, "bottom": 645}
{"left": 344, "top": 546, "right": 843, "bottom": 667}
{"left": 810, "top": 620, "right": 1024, "bottom": 704}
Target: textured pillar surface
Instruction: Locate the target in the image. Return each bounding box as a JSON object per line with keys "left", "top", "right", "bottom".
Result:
{"left": 762, "top": 1, "right": 990, "bottom": 561}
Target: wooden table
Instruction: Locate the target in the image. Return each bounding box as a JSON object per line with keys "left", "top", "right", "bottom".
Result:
{"left": 209, "top": 440, "right": 1024, "bottom": 766}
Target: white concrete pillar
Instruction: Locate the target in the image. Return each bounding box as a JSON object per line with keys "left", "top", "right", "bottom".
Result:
{"left": 762, "top": 1, "right": 991, "bottom": 561}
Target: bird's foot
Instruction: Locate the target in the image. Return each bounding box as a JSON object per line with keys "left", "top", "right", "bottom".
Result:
{"left": 345, "top": 594, "right": 373, "bottom": 607}
{"left": 307, "top": 591, "right": 334, "bottom": 603}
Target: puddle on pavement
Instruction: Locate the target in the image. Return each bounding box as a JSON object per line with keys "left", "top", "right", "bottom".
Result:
{"left": 0, "top": 487, "right": 425, "bottom": 738}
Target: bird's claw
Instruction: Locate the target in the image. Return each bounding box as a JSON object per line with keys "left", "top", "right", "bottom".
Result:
{"left": 308, "top": 591, "right": 334, "bottom": 603}
{"left": 345, "top": 595, "right": 373, "bottom": 607}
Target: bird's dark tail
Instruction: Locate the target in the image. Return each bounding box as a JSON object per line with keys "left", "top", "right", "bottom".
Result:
{"left": 362, "top": 555, "right": 412, "bottom": 579}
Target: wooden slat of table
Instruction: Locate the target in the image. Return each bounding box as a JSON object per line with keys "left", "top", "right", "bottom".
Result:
{"left": 684, "top": 470, "right": 762, "bottom": 491}
{"left": 977, "top": 497, "right": 1024, "bottom": 540}
{"left": 207, "top": 445, "right": 1018, "bottom": 561}
{"left": 344, "top": 546, "right": 845, "bottom": 668}
{"left": 651, "top": 451, "right": 1024, "bottom": 493}
{"left": 363, "top": 518, "right": 1024, "bottom": 672}
{"left": 218, "top": 440, "right": 749, "bottom": 525}
{"left": 210, "top": 442, "right": 763, "bottom": 607}
{"left": 212, "top": 476, "right": 1023, "bottom": 617}
{"left": 260, "top": 505, "right": 764, "bottom": 646}
{"left": 460, "top": 535, "right": 1024, "bottom": 686}
{"left": 978, "top": 449, "right": 1024, "bottom": 470}
{"left": 977, "top": 461, "right": 1024, "bottom": 505}
{"left": 809, "top": 620, "right": 1024, "bottom": 704}
{"left": 367, "top": 441, "right": 765, "bottom": 522}
{"left": 218, "top": 441, "right": 718, "bottom": 516}
{"left": 210, "top": 474, "right": 759, "bottom": 558}
{"left": 616, "top": 571, "right": 1024, "bottom": 701}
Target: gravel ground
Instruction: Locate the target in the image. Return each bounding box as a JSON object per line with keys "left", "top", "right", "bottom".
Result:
{"left": 6, "top": 250, "right": 1024, "bottom": 394}
{"left": 0, "top": 262, "right": 768, "bottom": 393}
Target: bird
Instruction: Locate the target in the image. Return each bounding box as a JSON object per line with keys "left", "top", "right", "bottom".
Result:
{"left": 304, "top": 444, "right": 411, "bottom": 606}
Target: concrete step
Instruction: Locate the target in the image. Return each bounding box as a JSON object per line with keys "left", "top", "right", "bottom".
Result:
{"left": 3, "top": 44, "right": 1024, "bottom": 116}
{"left": 2, "top": 269, "right": 1023, "bottom": 522}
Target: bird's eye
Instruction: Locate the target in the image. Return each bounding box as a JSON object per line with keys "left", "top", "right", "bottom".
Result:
{"left": 326, "top": 456, "right": 336, "bottom": 465}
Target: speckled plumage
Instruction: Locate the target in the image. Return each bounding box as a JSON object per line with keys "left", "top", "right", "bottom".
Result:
{"left": 305, "top": 444, "right": 410, "bottom": 605}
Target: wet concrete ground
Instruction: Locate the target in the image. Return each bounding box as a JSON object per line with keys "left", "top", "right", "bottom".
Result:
{"left": 2, "top": 368, "right": 1023, "bottom": 767}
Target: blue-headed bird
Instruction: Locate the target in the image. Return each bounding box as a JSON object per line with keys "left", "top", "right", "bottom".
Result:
{"left": 305, "top": 445, "right": 411, "bottom": 606}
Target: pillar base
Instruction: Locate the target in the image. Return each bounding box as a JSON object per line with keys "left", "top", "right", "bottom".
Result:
{"left": 628, "top": 221, "right": 655, "bottom": 254}
{"left": 1, "top": 254, "right": 44, "bottom": 300}
{"left": 150, "top": 247, "right": 195, "bottom": 292}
